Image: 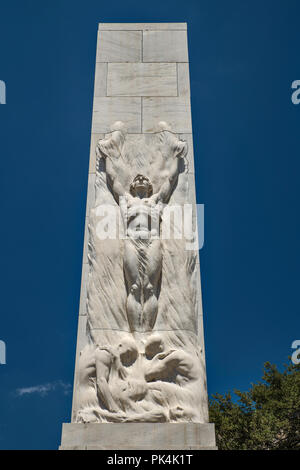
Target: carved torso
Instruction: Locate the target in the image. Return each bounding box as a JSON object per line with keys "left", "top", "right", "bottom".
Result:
{"left": 121, "top": 193, "right": 163, "bottom": 239}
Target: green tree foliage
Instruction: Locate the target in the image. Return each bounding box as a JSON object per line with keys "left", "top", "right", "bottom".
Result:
{"left": 209, "top": 362, "right": 300, "bottom": 450}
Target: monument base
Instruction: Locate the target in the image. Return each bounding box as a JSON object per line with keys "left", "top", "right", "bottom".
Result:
{"left": 59, "top": 423, "right": 217, "bottom": 450}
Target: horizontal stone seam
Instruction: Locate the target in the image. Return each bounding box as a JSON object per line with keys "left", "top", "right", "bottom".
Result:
{"left": 98, "top": 29, "right": 187, "bottom": 32}
{"left": 106, "top": 95, "right": 179, "bottom": 98}
{"left": 101, "top": 130, "right": 191, "bottom": 136}
{"left": 101, "top": 60, "right": 189, "bottom": 65}
{"left": 94, "top": 132, "right": 193, "bottom": 135}
{"left": 89, "top": 170, "right": 195, "bottom": 176}
{"left": 96, "top": 61, "right": 189, "bottom": 64}
{"left": 86, "top": 327, "right": 201, "bottom": 332}
{"left": 142, "top": 61, "right": 189, "bottom": 64}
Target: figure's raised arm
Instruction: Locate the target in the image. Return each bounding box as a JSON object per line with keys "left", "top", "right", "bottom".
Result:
{"left": 104, "top": 157, "right": 127, "bottom": 202}
{"left": 154, "top": 138, "right": 188, "bottom": 204}
{"left": 96, "top": 123, "right": 127, "bottom": 203}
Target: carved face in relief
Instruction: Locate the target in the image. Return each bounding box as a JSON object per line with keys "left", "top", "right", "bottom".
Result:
{"left": 129, "top": 174, "right": 153, "bottom": 198}
{"left": 117, "top": 338, "right": 138, "bottom": 367}
{"left": 144, "top": 334, "right": 165, "bottom": 360}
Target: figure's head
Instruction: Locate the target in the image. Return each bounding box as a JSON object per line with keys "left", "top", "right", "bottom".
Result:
{"left": 129, "top": 174, "right": 153, "bottom": 198}
{"left": 145, "top": 333, "right": 165, "bottom": 359}
{"left": 117, "top": 337, "right": 138, "bottom": 366}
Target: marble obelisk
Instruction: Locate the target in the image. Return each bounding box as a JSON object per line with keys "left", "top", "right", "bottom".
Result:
{"left": 60, "top": 22, "right": 217, "bottom": 450}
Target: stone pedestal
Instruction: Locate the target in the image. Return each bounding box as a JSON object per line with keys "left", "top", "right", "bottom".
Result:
{"left": 60, "top": 423, "right": 217, "bottom": 450}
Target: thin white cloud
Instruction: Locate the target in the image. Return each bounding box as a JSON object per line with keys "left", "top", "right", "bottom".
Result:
{"left": 16, "top": 380, "right": 71, "bottom": 397}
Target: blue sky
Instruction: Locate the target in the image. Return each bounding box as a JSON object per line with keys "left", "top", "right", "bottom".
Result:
{"left": 0, "top": 0, "right": 299, "bottom": 449}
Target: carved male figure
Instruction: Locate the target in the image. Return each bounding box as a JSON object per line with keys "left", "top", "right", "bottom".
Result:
{"left": 144, "top": 334, "right": 202, "bottom": 422}
{"left": 75, "top": 336, "right": 168, "bottom": 423}
{"left": 98, "top": 137, "right": 187, "bottom": 332}
{"left": 75, "top": 342, "right": 128, "bottom": 423}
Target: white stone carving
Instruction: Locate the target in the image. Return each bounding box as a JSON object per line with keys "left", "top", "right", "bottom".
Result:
{"left": 73, "top": 121, "right": 208, "bottom": 424}
{"left": 75, "top": 332, "right": 204, "bottom": 424}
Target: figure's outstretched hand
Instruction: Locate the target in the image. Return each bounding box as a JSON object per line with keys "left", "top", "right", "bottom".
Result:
{"left": 155, "top": 350, "right": 176, "bottom": 361}
{"left": 175, "top": 140, "right": 188, "bottom": 159}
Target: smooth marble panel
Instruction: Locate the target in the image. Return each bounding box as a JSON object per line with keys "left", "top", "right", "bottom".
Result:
{"left": 94, "top": 63, "right": 107, "bottom": 97}
{"left": 178, "top": 62, "right": 190, "bottom": 97}
{"left": 107, "top": 63, "right": 177, "bottom": 96}
{"left": 142, "top": 97, "right": 192, "bottom": 133}
{"left": 96, "top": 31, "right": 141, "bottom": 62}
{"left": 143, "top": 31, "right": 188, "bottom": 62}
{"left": 60, "top": 423, "right": 217, "bottom": 450}
{"left": 92, "top": 97, "right": 141, "bottom": 133}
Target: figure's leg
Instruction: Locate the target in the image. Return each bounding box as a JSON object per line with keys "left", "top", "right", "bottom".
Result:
{"left": 76, "top": 408, "right": 100, "bottom": 423}
{"left": 142, "top": 240, "right": 162, "bottom": 331}
{"left": 124, "top": 239, "right": 142, "bottom": 331}
{"left": 123, "top": 408, "right": 168, "bottom": 423}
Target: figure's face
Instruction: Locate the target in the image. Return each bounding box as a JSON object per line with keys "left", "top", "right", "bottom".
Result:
{"left": 145, "top": 334, "right": 164, "bottom": 359}
{"left": 130, "top": 175, "right": 152, "bottom": 197}
{"left": 118, "top": 340, "right": 138, "bottom": 366}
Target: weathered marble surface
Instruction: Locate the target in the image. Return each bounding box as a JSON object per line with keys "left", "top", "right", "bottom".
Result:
{"left": 94, "top": 64, "right": 107, "bottom": 97}
{"left": 96, "top": 31, "right": 142, "bottom": 62}
{"left": 98, "top": 23, "right": 187, "bottom": 31}
{"left": 142, "top": 97, "right": 192, "bottom": 133}
{"left": 143, "top": 31, "right": 189, "bottom": 62}
{"left": 92, "top": 97, "right": 141, "bottom": 133}
{"left": 60, "top": 423, "right": 217, "bottom": 450}
{"left": 107, "top": 63, "right": 177, "bottom": 97}
{"left": 177, "top": 63, "right": 190, "bottom": 97}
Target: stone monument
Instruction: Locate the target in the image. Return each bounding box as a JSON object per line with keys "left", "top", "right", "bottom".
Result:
{"left": 60, "top": 22, "right": 217, "bottom": 450}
